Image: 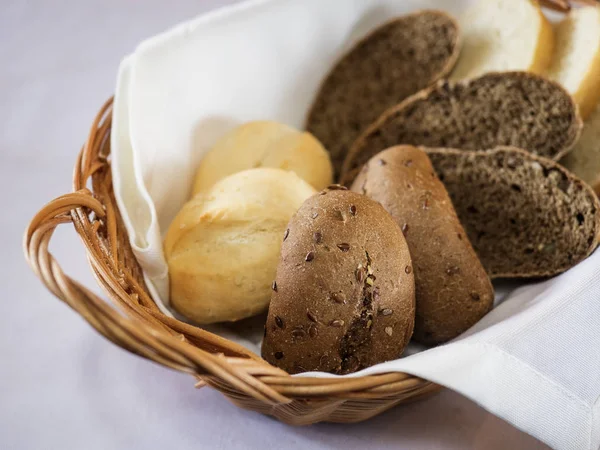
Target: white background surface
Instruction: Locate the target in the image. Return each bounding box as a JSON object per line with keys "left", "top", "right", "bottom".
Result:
{"left": 0, "top": 1, "right": 549, "bottom": 449}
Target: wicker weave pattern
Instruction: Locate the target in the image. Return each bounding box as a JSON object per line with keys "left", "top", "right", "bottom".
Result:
{"left": 23, "top": 99, "right": 439, "bottom": 424}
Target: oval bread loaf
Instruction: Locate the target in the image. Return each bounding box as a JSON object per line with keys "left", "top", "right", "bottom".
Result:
{"left": 262, "top": 188, "right": 415, "bottom": 374}
{"left": 351, "top": 146, "right": 494, "bottom": 345}
{"left": 341, "top": 72, "right": 582, "bottom": 184}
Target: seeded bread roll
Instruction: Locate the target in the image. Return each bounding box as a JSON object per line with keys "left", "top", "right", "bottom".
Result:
{"left": 351, "top": 146, "right": 493, "bottom": 345}
{"left": 306, "top": 10, "right": 460, "bottom": 177}
{"left": 427, "top": 146, "right": 600, "bottom": 278}
{"left": 262, "top": 188, "right": 415, "bottom": 374}
{"left": 341, "top": 72, "right": 582, "bottom": 184}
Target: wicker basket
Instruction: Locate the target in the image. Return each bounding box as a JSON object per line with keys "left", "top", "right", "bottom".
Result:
{"left": 23, "top": 98, "right": 440, "bottom": 425}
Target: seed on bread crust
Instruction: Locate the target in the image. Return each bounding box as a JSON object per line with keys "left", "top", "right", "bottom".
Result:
{"left": 262, "top": 190, "right": 415, "bottom": 374}
{"left": 351, "top": 145, "right": 494, "bottom": 345}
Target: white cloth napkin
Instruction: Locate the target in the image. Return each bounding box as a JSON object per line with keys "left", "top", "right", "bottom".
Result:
{"left": 110, "top": 1, "right": 600, "bottom": 448}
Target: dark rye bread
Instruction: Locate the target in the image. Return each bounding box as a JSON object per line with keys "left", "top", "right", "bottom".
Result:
{"left": 262, "top": 188, "right": 415, "bottom": 374}
{"left": 306, "top": 10, "right": 460, "bottom": 177}
{"left": 426, "top": 146, "right": 600, "bottom": 278}
{"left": 351, "top": 146, "right": 494, "bottom": 345}
{"left": 341, "top": 72, "right": 583, "bottom": 184}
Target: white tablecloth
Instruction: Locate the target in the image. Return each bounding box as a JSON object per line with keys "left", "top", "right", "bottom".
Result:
{"left": 0, "top": 1, "right": 548, "bottom": 448}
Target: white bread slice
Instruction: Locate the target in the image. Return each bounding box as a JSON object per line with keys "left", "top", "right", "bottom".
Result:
{"left": 451, "top": 0, "right": 554, "bottom": 80}
{"left": 546, "top": 5, "right": 600, "bottom": 119}
{"left": 562, "top": 102, "right": 600, "bottom": 191}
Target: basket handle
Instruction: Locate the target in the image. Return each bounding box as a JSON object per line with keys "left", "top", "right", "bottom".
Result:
{"left": 24, "top": 189, "right": 291, "bottom": 404}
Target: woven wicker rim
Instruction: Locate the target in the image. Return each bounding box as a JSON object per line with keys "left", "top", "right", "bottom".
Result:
{"left": 23, "top": 98, "right": 439, "bottom": 420}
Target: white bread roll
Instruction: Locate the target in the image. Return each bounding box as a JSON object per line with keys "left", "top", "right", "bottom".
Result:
{"left": 165, "top": 168, "right": 316, "bottom": 324}
{"left": 546, "top": 5, "right": 600, "bottom": 119}
{"left": 451, "top": 0, "right": 554, "bottom": 80}
{"left": 193, "top": 121, "right": 332, "bottom": 194}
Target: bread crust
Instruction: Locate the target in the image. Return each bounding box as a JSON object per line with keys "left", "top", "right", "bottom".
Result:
{"left": 165, "top": 168, "right": 316, "bottom": 324}
{"left": 192, "top": 121, "right": 333, "bottom": 194}
{"left": 351, "top": 146, "right": 494, "bottom": 345}
{"left": 262, "top": 189, "right": 415, "bottom": 374}
{"left": 549, "top": 6, "right": 600, "bottom": 119}
{"left": 530, "top": 4, "right": 555, "bottom": 75}
{"left": 450, "top": 0, "right": 554, "bottom": 80}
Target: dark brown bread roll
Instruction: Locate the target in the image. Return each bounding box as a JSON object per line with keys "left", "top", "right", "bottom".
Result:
{"left": 426, "top": 146, "right": 600, "bottom": 278}
{"left": 341, "top": 72, "right": 582, "bottom": 184}
{"left": 351, "top": 146, "right": 494, "bottom": 345}
{"left": 306, "top": 10, "right": 460, "bottom": 177}
{"left": 262, "top": 188, "right": 415, "bottom": 374}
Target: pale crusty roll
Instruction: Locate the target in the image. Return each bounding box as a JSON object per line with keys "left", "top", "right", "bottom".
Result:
{"left": 450, "top": 0, "right": 554, "bottom": 81}
{"left": 192, "top": 121, "right": 332, "bottom": 194}
{"left": 165, "top": 168, "right": 316, "bottom": 324}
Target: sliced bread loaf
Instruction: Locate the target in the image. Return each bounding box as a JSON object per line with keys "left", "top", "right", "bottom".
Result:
{"left": 341, "top": 72, "right": 582, "bottom": 184}
{"left": 426, "top": 146, "right": 600, "bottom": 278}
{"left": 306, "top": 10, "right": 460, "bottom": 177}
{"left": 450, "top": 0, "right": 553, "bottom": 80}
{"left": 546, "top": 5, "right": 600, "bottom": 119}
{"left": 562, "top": 102, "right": 600, "bottom": 191}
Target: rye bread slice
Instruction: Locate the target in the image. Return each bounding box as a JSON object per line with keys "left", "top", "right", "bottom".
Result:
{"left": 306, "top": 10, "right": 460, "bottom": 177}
{"left": 341, "top": 72, "right": 582, "bottom": 184}
{"left": 426, "top": 146, "right": 600, "bottom": 278}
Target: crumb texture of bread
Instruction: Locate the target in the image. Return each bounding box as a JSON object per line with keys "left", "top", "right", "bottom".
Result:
{"left": 427, "top": 147, "right": 600, "bottom": 278}
{"left": 451, "top": 0, "right": 553, "bottom": 80}
{"left": 562, "top": 103, "right": 600, "bottom": 186}
{"left": 351, "top": 146, "right": 493, "bottom": 345}
{"left": 306, "top": 10, "right": 460, "bottom": 177}
{"left": 546, "top": 5, "right": 600, "bottom": 119}
{"left": 262, "top": 189, "right": 415, "bottom": 374}
{"left": 341, "top": 72, "right": 581, "bottom": 183}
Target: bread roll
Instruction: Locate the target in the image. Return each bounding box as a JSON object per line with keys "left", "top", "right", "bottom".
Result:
{"left": 165, "top": 168, "right": 316, "bottom": 324}
{"left": 262, "top": 188, "right": 415, "bottom": 374}
{"left": 351, "top": 146, "right": 494, "bottom": 345}
{"left": 193, "top": 121, "right": 332, "bottom": 194}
